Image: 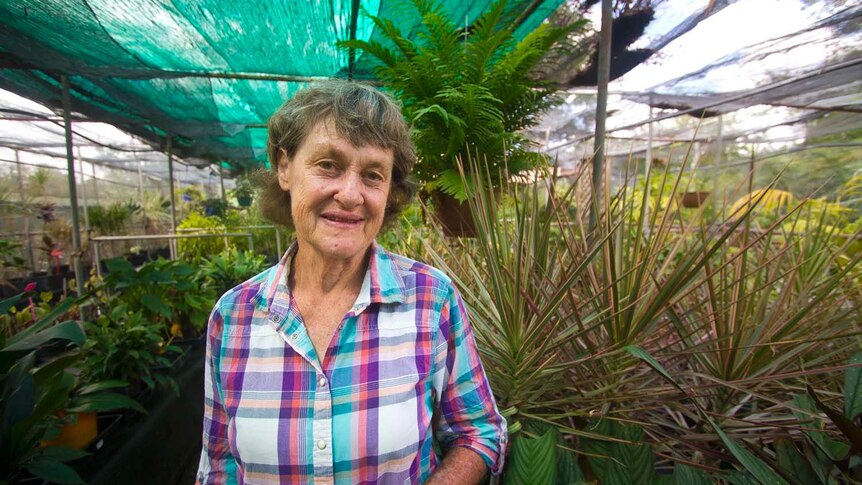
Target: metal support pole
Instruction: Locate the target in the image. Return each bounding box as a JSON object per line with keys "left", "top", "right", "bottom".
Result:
{"left": 219, "top": 164, "right": 226, "bottom": 202}
{"left": 137, "top": 156, "right": 146, "bottom": 211}
{"left": 748, "top": 145, "right": 755, "bottom": 196}
{"left": 14, "top": 149, "right": 36, "bottom": 272}
{"left": 167, "top": 137, "right": 177, "bottom": 260}
{"left": 91, "top": 162, "right": 99, "bottom": 204}
{"left": 76, "top": 147, "right": 89, "bottom": 231}
{"left": 589, "top": 0, "right": 613, "bottom": 234}
{"left": 60, "top": 75, "right": 85, "bottom": 295}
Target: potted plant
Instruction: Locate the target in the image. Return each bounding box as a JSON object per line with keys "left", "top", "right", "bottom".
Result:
{"left": 232, "top": 176, "right": 254, "bottom": 208}
{"left": 202, "top": 197, "right": 228, "bottom": 217}
{"left": 0, "top": 293, "right": 143, "bottom": 483}
{"left": 339, "top": 0, "right": 577, "bottom": 235}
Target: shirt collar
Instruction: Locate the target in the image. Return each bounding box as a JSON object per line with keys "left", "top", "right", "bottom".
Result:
{"left": 252, "top": 240, "right": 406, "bottom": 311}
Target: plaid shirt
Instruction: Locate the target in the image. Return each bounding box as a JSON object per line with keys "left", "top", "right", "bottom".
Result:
{"left": 196, "top": 242, "right": 507, "bottom": 484}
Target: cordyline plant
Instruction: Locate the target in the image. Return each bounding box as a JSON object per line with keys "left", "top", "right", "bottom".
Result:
{"left": 409, "top": 152, "right": 862, "bottom": 483}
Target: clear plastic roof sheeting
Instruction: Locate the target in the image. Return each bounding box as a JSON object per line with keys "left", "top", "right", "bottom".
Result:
{"left": 0, "top": 0, "right": 563, "bottom": 170}
{"left": 0, "top": 89, "right": 221, "bottom": 206}
{"left": 540, "top": 0, "right": 862, "bottom": 187}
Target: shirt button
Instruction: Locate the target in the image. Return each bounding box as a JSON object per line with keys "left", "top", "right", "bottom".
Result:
{"left": 317, "top": 440, "right": 326, "bottom": 450}
{"left": 291, "top": 333, "right": 298, "bottom": 340}
{"left": 318, "top": 376, "right": 327, "bottom": 387}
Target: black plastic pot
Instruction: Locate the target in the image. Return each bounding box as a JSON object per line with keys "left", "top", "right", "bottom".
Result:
{"left": 151, "top": 247, "right": 171, "bottom": 260}
{"left": 127, "top": 253, "right": 147, "bottom": 267}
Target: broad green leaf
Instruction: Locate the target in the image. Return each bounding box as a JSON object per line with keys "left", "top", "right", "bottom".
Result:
{"left": 38, "top": 445, "right": 90, "bottom": 463}
{"left": 775, "top": 439, "right": 819, "bottom": 485}
{"left": 67, "top": 391, "right": 146, "bottom": 414}
{"left": 0, "top": 293, "right": 23, "bottom": 314}
{"left": 76, "top": 380, "right": 129, "bottom": 395}
{"left": 32, "top": 354, "right": 81, "bottom": 387}
{"left": 673, "top": 464, "right": 711, "bottom": 485}
{"left": 791, "top": 393, "right": 849, "bottom": 461}
{"left": 105, "top": 257, "right": 133, "bottom": 274}
{"left": 582, "top": 419, "right": 654, "bottom": 485}
{"left": 503, "top": 428, "right": 557, "bottom": 485}
{"left": 557, "top": 447, "right": 585, "bottom": 485}
{"left": 141, "top": 293, "right": 171, "bottom": 319}
{"left": 5, "top": 296, "right": 80, "bottom": 348}
{"left": 3, "top": 320, "right": 84, "bottom": 352}
{"left": 25, "top": 458, "right": 86, "bottom": 484}
{"left": 703, "top": 413, "right": 788, "bottom": 485}
{"left": 844, "top": 352, "right": 862, "bottom": 420}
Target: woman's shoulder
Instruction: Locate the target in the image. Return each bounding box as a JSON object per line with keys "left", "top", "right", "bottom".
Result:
{"left": 379, "top": 247, "right": 455, "bottom": 290}
{"left": 213, "top": 263, "right": 279, "bottom": 312}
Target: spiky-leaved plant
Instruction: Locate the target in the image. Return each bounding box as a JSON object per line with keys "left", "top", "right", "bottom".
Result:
{"left": 411, "top": 152, "right": 861, "bottom": 482}
{"left": 339, "top": 0, "right": 581, "bottom": 200}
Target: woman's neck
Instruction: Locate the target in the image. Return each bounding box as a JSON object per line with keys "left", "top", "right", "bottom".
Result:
{"left": 289, "top": 245, "right": 368, "bottom": 296}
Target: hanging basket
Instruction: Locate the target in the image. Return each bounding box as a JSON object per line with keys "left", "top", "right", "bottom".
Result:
{"left": 681, "top": 191, "right": 711, "bottom": 208}
{"left": 236, "top": 195, "right": 253, "bottom": 208}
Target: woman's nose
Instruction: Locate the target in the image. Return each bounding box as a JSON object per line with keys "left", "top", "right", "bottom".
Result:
{"left": 333, "top": 173, "right": 363, "bottom": 207}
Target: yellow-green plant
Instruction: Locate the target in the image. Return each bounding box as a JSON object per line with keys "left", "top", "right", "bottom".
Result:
{"left": 177, "top": 211, "right": 231, "bottom": 259}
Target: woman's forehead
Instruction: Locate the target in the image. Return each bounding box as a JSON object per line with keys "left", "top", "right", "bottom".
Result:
{"left": 302, "top": 121, "right": 394, "bottom": 163}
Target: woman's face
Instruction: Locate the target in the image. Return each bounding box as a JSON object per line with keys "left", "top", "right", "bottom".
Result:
{"left": 277, "top": 120, "right": 393, "bottom": 266}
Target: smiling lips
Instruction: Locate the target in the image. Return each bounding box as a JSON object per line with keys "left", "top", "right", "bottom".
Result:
{"left": 321, "top": 212, "right": 363, "bottom": 225}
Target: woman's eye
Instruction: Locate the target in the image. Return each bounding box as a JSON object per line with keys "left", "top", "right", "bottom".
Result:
{"left": 365, "top": 172, "right": 384, "bottom": 182}
{"left": 318, "top": 161, "right": 337, "bottom": 171}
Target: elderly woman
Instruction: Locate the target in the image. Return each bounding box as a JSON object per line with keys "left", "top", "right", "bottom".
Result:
{"left": 196, "top": 80, "right": 506, "bottom": 485}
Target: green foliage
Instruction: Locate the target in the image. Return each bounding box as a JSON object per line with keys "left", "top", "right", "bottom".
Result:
{"left": 764, "top": 353, "right": 862, "bottom": 483}
{"left": 339, "top": 0, "right": 580, "bottom": 199}
{"left": 177, "top": 210, "right": 231, "bottom": 259}
{"left": 203, "top": 198, "right": 228, "bottom": 217}
{"left": 0, "top": 293, "right": 140, "bottom": 484}
{"left": 845, "top": 353, "right": 862, "bottom": 421}
{"left": 95, "top": 258, "right": 215, "bottom": 335}
{"left": 198, "top": 247, "right": 268, "bottom": 296}
{"left": 232, "top": 175, "right": 254, "bottom": 199}
{"left": 80, "top": 307, "right": 181, "bottom": 394}
{"left": 503, "top": 424, "right": 559, "bottom": 485}
{"left": 0, "top": 239, "right": 27, "bottom": 284}
{"left": 87, "top": 200, "right": 141, "bottom": 235}
{"left": 0, "top": 290, "right": 55, "bottom": 336}
{"left": 376, "top": 202, "right": 427, "bottom": 256}
{"left": 581, "top": 419, "right": 655, "bottom": 485}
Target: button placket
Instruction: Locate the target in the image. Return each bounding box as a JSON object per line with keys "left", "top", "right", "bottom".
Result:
{"left": 312, "top": 368, "right": 334, "bottom": 480}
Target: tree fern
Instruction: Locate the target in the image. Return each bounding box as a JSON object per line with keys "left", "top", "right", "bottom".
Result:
{"left": 338, "top": 0, "right": 581, "bottom": 199}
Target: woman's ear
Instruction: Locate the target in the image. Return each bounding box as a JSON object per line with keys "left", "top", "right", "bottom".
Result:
{"left": 276, "top": 148, "right": 291, "bottom": 191}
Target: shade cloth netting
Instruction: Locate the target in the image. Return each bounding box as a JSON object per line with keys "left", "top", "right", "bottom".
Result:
{"left": 0, "top": 0, "right": 562, "bottom": 172}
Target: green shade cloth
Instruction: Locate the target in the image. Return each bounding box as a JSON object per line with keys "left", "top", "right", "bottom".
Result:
{"left": 0, "top": 0, "right": 562, "bottom": 172}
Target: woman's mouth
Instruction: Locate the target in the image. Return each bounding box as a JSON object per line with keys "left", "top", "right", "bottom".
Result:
{"left": 321, "top": 213, "right": 363, "bottom": 226}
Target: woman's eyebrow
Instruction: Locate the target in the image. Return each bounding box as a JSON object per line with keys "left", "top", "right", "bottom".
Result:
{"left": 304, "top": 143, "right": 348, "bottom": 163}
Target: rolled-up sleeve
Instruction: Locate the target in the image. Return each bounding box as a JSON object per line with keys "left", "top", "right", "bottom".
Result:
{"left": 196, "top": 306, "right": 239, "bottom": 485}
{"left": 433, "top": 284, "right": 508, "bottom": 475}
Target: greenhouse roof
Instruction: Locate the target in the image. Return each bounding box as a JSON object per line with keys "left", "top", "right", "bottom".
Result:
{"left": 0, "top": 0, "right": 562, "bottom": 172}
